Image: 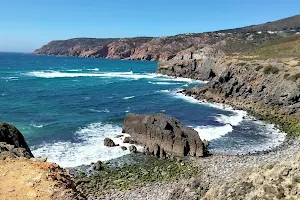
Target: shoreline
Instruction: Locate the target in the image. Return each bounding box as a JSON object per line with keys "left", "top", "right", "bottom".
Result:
{"left": 74, "top": 131, "right": 299, "bottom": 200}
{"left": 72, "top": 82, "right": 299, "bottom": 199}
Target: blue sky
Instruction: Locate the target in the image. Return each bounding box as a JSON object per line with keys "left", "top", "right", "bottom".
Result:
{"left": 1, "top": 0, "right": 299, "bottom": 52}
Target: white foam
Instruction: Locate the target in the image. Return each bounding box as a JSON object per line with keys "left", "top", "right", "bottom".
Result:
{"left": 165, "top": 91, "right": 248, "bottom": 140}
{"left": 26, "top": 70, "right": 208, "bottom": 83}
{"left": 30, "top": 123, "right": 44, "bottom": 128}
{"left": 66, "top": 69, "right": 82, "bottom": 72}
{"left": 123, "top": 96, "right": 135, "bottom": 100}
{"left": 149, "top": 81, "right": 181, "bottom": 85}
{"left": 1, "top": 76, "right": 19, "bottom": 81}
{"left": 194, "top": 124, "right": 233, "bottom": 141}
{"left": 26, "top": 70, "right": 159, "bottom": 80}
{"left": 89, "top": 109, "right": 110, "bottom": 113}
{"left": 87, "top": 68, "right": 99, "bottom": 71}
{"left": 215, "top": 111, "right": 247, "bottom": 126}
{"left": 32, "top": 122, "right": 140, "bottom": 168}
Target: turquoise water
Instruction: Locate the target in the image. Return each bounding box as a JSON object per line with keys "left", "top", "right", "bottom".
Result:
{"left": 0, "top": 52, "right": 285, "bottom": 167}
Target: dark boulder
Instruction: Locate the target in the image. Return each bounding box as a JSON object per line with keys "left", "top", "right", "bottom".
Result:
{"left": 104, "top": 138, "right": 116, "bottom": 147}
{"left": 123, "top": 137, "right": 135, "bottom": 144}
{"left": 0, "top": 122, "right": 34, "bottom": 158}
{"left": 93, "top": 161, "right": 103, "bottom": 171}
{"left": 129, "top": 145, "right": 137, "bottom": 153}
{"left": 121, "top": 146, "right": 127, "bottom": 151}
{"left": 122, "top": 113, "right": 208, "bottom": 158}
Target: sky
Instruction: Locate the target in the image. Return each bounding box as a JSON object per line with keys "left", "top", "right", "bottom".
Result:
{"left": 0, "top": 0, "right": 299, "bottom": 52}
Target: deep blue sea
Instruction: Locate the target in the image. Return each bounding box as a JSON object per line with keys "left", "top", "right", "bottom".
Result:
{"left": 0, "top": 52, "right": 285, "bottom": 167}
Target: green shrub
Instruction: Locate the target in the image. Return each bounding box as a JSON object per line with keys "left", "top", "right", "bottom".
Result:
{"left": 263, "top": 65, "right": 280, "bottom": 74}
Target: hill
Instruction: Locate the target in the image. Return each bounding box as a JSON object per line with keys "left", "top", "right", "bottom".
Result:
{"left": 33, "top": 15, "right": 300, "bottom": 61}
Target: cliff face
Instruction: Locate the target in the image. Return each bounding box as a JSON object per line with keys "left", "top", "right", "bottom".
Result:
{"left": 34, "top": 15, "right": 300, "bottom": 61}
{"left": 155, "top": 34, "right": 300, "bottom": 135}
{"left": 33, "top": 34, "right": 226, "bottom": 61}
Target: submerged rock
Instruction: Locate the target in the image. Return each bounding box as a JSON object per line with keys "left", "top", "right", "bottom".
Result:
{"left": 104, "top": 138, "right": 116, "bottom": 147}
{"left": 122, "top": 113, "right": 208, "bottom": 158}
{"left": 0, "top": 122, "right": 34, "bottom": 158}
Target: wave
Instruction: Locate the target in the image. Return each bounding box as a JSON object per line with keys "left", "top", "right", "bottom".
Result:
{"left": 170, "top": 91, "right": 247, "bottom": 126}
{"left": 65, "top": 69, "right": 82, "bottom": 72}
{"left": 165, "top": 90, "right": 247, "bottom": 140}
{"left": 1, "top": 76, "right": 19, "bottom": 81}
{"left": 123, "top": 96, "right": 135, "bottom": 100}
{"left": 87, "top": 68, "right": 99, "bottom": 71}
{"left": 194, "top": 124, "right": 233, "bottom": 141}
{"left": 89, "top": 108, "right": 110, "bottom": 113}
{"left": 26, "top": 70, "right": 209, "bottom": 83}
{"left": 30, "top": 123, "right": 44, "bottom": 128}
{"left": 149, "top": 81, "right": 181, "bottom": 85}
{"left": 26, "top": 71, "right": 136, "bottom": 79}
{"left": 31, "top": 122, "right": 141, "bottom": 167}
{"left": 215, "top": 110, "right": 247, "bottom": 126}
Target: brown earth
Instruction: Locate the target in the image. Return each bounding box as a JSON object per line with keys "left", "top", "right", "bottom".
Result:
{"left": 0, "top": 157, "right": 85, "bottom": 200}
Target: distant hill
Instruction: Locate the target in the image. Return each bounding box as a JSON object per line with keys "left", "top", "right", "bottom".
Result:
{"left": 33, "top": 15, "right": 300, "bottom": 61}
{"left": 219, "top": 15, "right": 300, "bottom": 32}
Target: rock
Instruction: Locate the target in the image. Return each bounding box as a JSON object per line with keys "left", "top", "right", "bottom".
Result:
{"left": 123, "top": 137, "right": 135, "bottom": 144}
{"left": 104, "top": 138, "right": 116, "bottom": 147}
{"left": 129, "top": 145, "right": 137, "bottom": 153}
{"left": 0, "top": 122, "right": 33, "bottom": 158}
{"left": 121, "top": 146, "right": 127, "bottom": 151}
{"left": 93, "top": 161, "right": 103, "bottom": 171}
{"left": 122, "top": 113, "right": 208, "bottom": 158}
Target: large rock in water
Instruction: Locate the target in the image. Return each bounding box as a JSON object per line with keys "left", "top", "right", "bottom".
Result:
{"left": 0, "top": 122, "right": 34, "bottom": 158}
{"left": 122, "top": 113, "right": 208, "bottom": 158}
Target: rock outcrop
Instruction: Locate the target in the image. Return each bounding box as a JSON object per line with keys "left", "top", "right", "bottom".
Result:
{"left": 156, "top": 45, "right": 226, "bottom": 80}
{"left": 182, "top": 58, "right": 300, "bottom": 135}
{"left": 122, "top": 113, "right": 208, "bottom": 158}
{"left": 0, "top": 122, "right": 34, "bottom": 158}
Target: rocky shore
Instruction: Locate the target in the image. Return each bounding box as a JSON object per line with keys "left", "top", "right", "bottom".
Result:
{"left": 69, "top": 137, "right": 300, "bottom": 200}
{"left": 7, "top": 14, "right": 300, "bottom": 200}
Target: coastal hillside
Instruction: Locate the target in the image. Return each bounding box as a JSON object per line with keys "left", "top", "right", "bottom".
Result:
{"left": 33, "top": 15, "right": 300, "bottom": 61}
{"left": 219, "top": 14, "right": 300, "bottom": 32}
{"left": 157, "top": 34, "right": 300, "bottom": 135}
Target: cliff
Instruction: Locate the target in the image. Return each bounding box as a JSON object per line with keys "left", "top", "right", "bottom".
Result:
{"left": 34, "top": 15, "right": 300, "bottom": 62}
{"left": 158, "top": 34, "right": 300, "bottom": 135}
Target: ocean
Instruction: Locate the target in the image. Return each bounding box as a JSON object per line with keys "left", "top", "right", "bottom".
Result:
{"left": 0, "top": 52, "right": 285, "bottom": 167}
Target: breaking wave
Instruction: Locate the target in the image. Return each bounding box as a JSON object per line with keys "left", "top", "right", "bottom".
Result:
{"left": 31, "top": 122, "right": 140, "bottom": 167}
